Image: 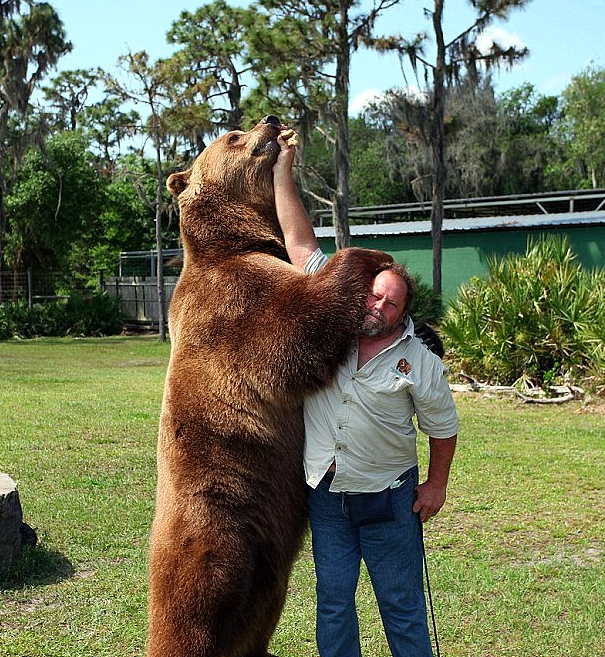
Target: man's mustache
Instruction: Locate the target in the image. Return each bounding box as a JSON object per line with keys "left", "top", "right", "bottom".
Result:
{"left": 364, "top": 309, "right": 385, "bottom": 322}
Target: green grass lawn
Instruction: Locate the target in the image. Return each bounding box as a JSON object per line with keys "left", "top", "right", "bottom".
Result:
{"left": 0, "top": 336, "right": 603, "bottom": 657}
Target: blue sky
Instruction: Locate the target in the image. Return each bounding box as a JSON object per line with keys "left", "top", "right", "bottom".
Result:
{"left": 47, "top": 0, "right": 604, "bottom": 115}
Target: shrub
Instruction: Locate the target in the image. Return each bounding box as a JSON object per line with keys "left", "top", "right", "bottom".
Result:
{"left": 441, "top": 235, "right": 605, "bottom": 391}
{"left": 0, "top": 292, "right": 124, "bottom": 339}
{"left": 411, "top": 277, "right": 443, "bottom": 326}
{"left": 61, "top": 291, "right": 125, "bottom": 336}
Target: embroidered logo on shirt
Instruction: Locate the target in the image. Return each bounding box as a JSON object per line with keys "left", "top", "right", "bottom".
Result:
{"left": 395, "top": 358, "right": 411, "bottom": 374}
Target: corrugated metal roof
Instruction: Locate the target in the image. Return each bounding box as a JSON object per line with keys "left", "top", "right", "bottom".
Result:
{"left": 314, "top": 210, "right": 605, "bottom": 238}
{"left": 315, "top": 188, "right": 605, "bottom": 222}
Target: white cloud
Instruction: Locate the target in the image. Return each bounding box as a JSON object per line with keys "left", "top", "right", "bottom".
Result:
{"left": 349, "top": 85, "right": 427, "bottom": 115}
{"left": 349, "top": 89, "right": 383, "bottom": 115}
{"left": 400, "top": 84, "right": 427, "bottom": 102}
{"left": 476, "top": 26, "right": 525, "bottom": 56}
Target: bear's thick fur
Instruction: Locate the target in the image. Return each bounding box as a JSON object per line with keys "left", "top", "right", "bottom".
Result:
{"left": 147, "top": 116, "right": 391, "bottom": 657}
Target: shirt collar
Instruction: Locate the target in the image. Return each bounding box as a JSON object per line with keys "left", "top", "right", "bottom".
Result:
{"left": 399, "top": 316, "right": 415, "bottom": 342}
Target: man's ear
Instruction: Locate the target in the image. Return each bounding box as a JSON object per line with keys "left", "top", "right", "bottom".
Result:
{"left": 167, "top": 170, "right": 191, "bottom": 197}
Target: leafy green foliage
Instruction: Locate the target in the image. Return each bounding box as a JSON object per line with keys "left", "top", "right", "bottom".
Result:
{"left": 561, "top": 65, "right": 605, "bottom": 188}
{"left": 494, "top": 83, "right": 562, "bottom": 194}
{"left": 411, "top": 276, "right": 443, "bottom": 326}
{"left": 0, "top": 292, "right": 124, "bottom": 339}
{"left": 441, "top": 235, "right": 605, "bottom": 390}
{"left": 348, "top": 118, "right": 410, "bottom": 208}
{"left": 4, "top": 132, "right": 104, "bottom": 272}
{"left": 369, "top": 78, "right": 565, "bottom": 201}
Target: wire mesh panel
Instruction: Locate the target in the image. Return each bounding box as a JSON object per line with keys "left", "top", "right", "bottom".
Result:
{"left": 118, "top": 249, "right": 183, "bottom": 277}
{"left": 0, "top": 272, "right": 29, "bottom": 303}
{"left": 0, "top": 271, "right": 78, "bottom": 304}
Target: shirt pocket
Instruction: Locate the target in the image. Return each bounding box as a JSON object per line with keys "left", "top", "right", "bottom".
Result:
{"left": 364, "top": 369, "right": 414, "bottom": 418}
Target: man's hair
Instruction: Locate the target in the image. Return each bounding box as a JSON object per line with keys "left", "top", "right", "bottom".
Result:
{"left": 375, "top": 262, "right": 416, "bottom": 313}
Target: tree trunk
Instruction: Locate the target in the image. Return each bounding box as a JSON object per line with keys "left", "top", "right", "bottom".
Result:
{"left": 0, "top": 186, "right": 5, "bottom": 303}
{"left": 0, "top": 114, "right": 6, "bottom": 303}
{"left": 153, "top": 119, "right": 166, "bottom": 342}
{"left": 333, "top": 0, "right": 351, "bottom": 250}
{"left": 430, "top": 0, "right": 446, "bottom": 294}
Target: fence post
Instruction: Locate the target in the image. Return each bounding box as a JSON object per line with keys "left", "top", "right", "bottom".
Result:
{"left": 27, "top": 268, "right": 33, "bottom": 308}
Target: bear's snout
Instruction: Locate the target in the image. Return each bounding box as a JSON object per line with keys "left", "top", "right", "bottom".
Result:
{"left": 249, "top": 117, "right": 282, "bottom": 159}
{"left": 263, "top": 115, "right": 281, "bottom": 128}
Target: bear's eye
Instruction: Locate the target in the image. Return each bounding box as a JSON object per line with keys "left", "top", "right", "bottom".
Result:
{"left": 227, "top": 133, "right": 240, "bottom": 144}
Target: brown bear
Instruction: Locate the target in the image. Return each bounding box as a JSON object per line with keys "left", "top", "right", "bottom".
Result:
{"left": 147, "top": 115, "right": 391, "bottom": 657}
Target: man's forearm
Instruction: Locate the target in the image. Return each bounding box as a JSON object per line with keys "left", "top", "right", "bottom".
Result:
{"left": 427, "top": 434, "right": 457, "bottom": 488}
{"left": 413, "top": 434, "right": 457, "bottom": 522}
{"left": 273, "top": 139, "right": 319, "bottom": 270}
{"left": 274, "top": 175, "right": 318, "bottom": 269}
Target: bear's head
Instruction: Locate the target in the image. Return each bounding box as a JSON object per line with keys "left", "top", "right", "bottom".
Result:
{"left": 167, "top": 115, "right": 287, "bottom": 255}
{"left": 167, "top": 115, "right": 284, "bottom": 205}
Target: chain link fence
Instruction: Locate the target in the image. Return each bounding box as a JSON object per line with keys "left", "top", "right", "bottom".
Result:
{"left": 2, "top": 253, "right": 183, "bottom": 328}
{"left": 0, "top": 270, "right": 86, "bottom": 305}
{"left": 117, "top": 249, "right": 183, "bottom": 277}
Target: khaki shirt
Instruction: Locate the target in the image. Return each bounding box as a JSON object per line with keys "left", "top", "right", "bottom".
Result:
{"left": 304, "top": 249, "right": 459, "bottom": 493}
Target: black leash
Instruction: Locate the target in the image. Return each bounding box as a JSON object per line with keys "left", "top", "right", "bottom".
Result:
{"left": 419, "top": 514, "right": 441, "bottom": 657}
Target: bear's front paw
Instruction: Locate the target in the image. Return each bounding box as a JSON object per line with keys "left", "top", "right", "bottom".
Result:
{"left": 343, "top": 247, "right": 393, "bottom": 277}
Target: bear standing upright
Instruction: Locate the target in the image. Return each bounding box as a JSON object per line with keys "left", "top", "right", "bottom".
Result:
{"left": 147, "top": 115, "right": 392, "bottom": 657}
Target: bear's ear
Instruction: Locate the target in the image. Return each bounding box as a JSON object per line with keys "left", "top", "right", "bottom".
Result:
{"left": 167, "top": 170, "right": 191, "bottom": 197}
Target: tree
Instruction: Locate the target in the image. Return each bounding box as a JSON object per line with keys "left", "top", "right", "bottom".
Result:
{"left": 166, "top": 0, "right": 255, "bottom": 136}
{"left": 495, "top": 83, "right": 560, "bottom": 194}
{"left": 42, "top": 67, "right": 99, "bottom": 131}
{"left": 561, "top": 66, "right": 605, "bottom": 189}
{"left": 161, "top": 0, "right": 403, "bottom": 249}
{"left": 251, "top": 0, "right": 403, "bottom": 249}
{"left": 368, "top": 77, "right": 565, "bottom": 202}
{"left": 0, "top": 0, "right": 72, "bottom": 297}
{"left": 4, "top": 132, "right": 104, "bottom": 280}
{"left": 76, "top": 167, "right": 161, "bottom": 286}
{"left": 110, "top": 51, "right": 175, "bottom": 341}
{"left": 82, "top": 90, "right": 140, "bottom": 172}
{"left": 371, "top": 0, "right": 530, "bottom": 292}
{"left": 348, "top": 116, "right": 410, "bottom": 207}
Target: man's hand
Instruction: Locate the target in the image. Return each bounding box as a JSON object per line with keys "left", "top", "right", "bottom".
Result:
{"left": 413, "top": 480, "right": 447, "bottom": 523}
{"left": 413, "top": 434, "right": 457, "bottom": 522}
{"left": 279, "top": 128, "right": 299, "bottom": 147}
{"left": 273, "top": 131, "right": 297, "bottom": 179}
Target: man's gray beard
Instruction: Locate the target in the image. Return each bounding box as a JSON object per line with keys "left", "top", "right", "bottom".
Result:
{"left": 361, "top": 312, "right": 407, "bottom": 338}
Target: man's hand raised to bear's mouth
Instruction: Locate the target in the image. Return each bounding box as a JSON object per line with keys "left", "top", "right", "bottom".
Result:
{"left": 279, "top": 128, "right": 300, "bottom": 147}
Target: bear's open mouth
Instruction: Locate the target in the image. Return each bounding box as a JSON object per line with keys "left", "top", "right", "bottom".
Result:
{"left": 251, "top": 137, "right": 279, "bottom": 157}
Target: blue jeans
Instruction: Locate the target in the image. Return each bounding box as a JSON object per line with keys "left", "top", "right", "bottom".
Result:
{"left": 308, "top": 466, "right": 433, "bottom": 657}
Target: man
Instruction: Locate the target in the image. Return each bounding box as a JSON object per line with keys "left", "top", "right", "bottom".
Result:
{"left": 273, "top": 133, "right": 458, "bottom": 657}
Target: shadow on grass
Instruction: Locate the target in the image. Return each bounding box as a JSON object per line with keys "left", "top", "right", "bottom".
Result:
{"left": 0, "top": 544, "right": 75, "bottom": 591}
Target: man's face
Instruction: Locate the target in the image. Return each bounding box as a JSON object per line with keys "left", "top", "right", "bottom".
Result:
{"left": 361, "top": 270, "right": 408, "bottom": 339}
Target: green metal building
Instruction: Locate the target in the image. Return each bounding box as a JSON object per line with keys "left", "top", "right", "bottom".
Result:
{"left": 315, "top": 210, "right": 605, "bottom": 303}
{"left": 113, "top": 190, "right": 605, "bottom": 323}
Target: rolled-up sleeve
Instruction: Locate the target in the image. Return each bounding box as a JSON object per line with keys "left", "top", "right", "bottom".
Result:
{"left": 412, "top": 357, "right": 459, "bottom": 438}
{"left": 304, "top": 248, "right": 329, "bottom": 274}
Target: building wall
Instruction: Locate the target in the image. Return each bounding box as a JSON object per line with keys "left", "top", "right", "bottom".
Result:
{"left": 318, "top": 225, "right": 605, "bottom": 302}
